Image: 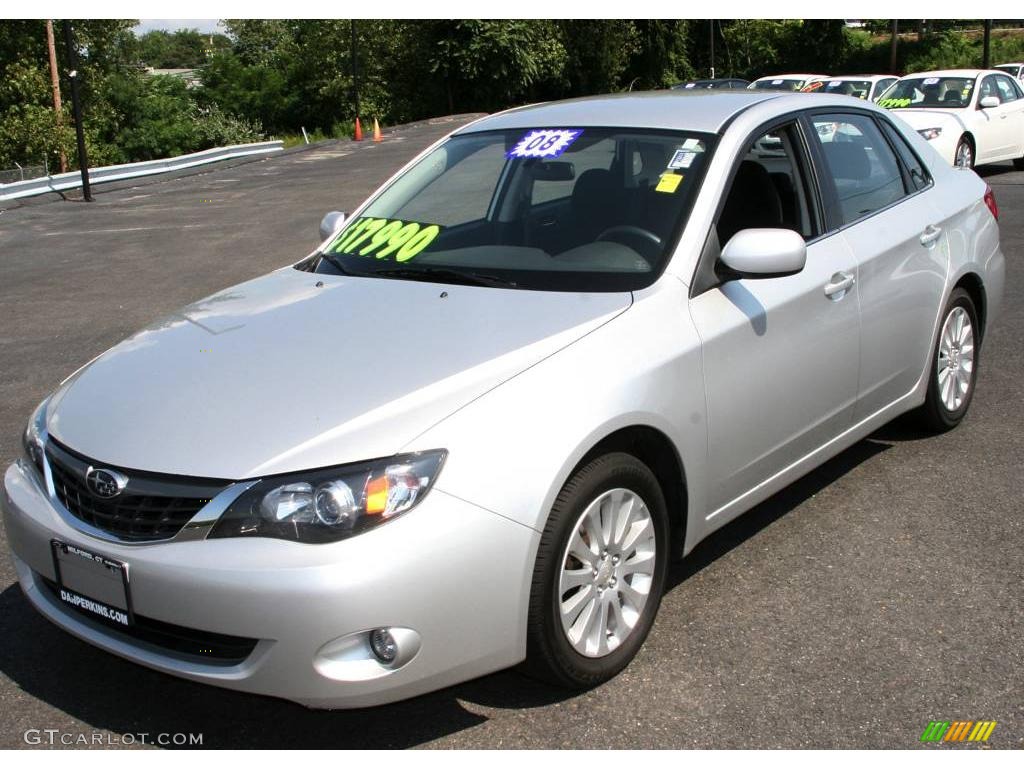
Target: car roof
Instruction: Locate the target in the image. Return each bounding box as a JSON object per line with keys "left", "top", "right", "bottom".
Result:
{"left": 753, "top": 74, "right": 827, "bottom": 81}
{"left": 995, "top": 62, "right": 1024, "bottom": 66}
{"left": 828, "top": 74, "right": 895, "bottom": 81}
{"left": 455, "top": 90, "right": 787, "bottom": 134}
{"left": 899, "top": 69, "right": 991, "bottom": 78}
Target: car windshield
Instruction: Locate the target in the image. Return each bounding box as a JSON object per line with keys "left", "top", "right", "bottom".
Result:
{"left": 996, "top": 65, "right": 1021, "bottom": 77}
{"left": 817, "top": 79, "right": 874, "bottom": 98}
{"left": 314, "top": 127, "right": 715, "bottom": 291}
{"left": 877, "top": 76, "right": 976, "bottom": 109}
{"left": 751, "top": 78, "right": 805, "bottom": 91}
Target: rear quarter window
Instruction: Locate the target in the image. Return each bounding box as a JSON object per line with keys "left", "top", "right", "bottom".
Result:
{"left": 878, "top": 119, "right": 932, "bottom": 192}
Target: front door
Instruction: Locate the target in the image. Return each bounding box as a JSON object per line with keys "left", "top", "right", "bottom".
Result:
{"left": 689, "top": 121, "right": 860, "bottom": 515}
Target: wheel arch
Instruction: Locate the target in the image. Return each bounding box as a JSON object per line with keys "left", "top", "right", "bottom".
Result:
{"left": 953, "top": 271, "right": 987, "bottom": 341}
{"left": 957, "top": 131, "right": 976, "bottom": 164}
{"left": 571, "top": 425, "right": 688, "bottom": 559}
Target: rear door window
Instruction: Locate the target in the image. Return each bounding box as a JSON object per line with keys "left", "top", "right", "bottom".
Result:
{"left": 808, "top": 113, "right": 906, "bottom": 225}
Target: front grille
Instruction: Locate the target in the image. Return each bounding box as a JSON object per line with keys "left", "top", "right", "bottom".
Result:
{"left": 45, "top": 439, "right": 229, "bottom": 542}
{"left": 40, "top": 577, "right": 259, "bottom": 665}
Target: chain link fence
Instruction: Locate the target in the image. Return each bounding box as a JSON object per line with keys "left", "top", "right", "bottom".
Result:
{"left": 0, "top": 164, "right": 48, "bottom": 184}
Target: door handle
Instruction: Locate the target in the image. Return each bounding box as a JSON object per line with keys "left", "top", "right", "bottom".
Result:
{"left": 919, "top": 224, "right": 943, "bottom": 247}
{"left": 824, "top": 271, "right": 855, "bottom": 298}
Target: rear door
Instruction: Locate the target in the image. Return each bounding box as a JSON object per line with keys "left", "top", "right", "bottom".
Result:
{"left": 806, "top": 111, "right": 949, "bottom": 421}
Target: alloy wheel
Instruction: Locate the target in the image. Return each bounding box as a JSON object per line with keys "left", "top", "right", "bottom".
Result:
{"left": 937, "top": 306, "right": 974, "bottom": 412}
{"left": 955, "top": 141, "right": 973, "bottom": 169}
{"left": 557, "top": 488, "right": 657, "bottom": 658}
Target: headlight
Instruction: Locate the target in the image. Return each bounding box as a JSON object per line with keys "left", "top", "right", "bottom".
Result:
{"left": 209, "top": 450, "right": 447, "bottom": 544}
{"left": 917, "top": 127, "right": 943, "bottom": 141}
{"left": 22, "top": 398, "right": 49, "bottom": 479}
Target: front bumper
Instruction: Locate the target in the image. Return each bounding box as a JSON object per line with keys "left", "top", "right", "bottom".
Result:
{"left": 3, "top": 460, "right": 538, "bottom": 708}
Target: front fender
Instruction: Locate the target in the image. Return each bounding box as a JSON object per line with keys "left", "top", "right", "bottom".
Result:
{"left": 401, "top": 277, "right": 711, "bottom": 551}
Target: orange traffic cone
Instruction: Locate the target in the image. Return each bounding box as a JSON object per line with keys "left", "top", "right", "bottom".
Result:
{"left": 372, "top": 118, "right": 382, "bottom": 143}
{"left": 354, "top": 117, "right": 363, "bottom": 141}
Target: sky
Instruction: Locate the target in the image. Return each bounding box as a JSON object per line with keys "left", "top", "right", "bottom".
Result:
{"left": 135, "top": 19, "right": 222, "bottom": 35}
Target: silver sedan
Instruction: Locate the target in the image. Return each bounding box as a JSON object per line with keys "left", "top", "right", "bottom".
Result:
{"left": 4, "top": 90, "right": 1005, "bottom": 707}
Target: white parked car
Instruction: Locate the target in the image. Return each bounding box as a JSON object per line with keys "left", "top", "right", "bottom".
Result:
{"left": 802, "top": 74, "right": 899, "bottom": 102}
{"left": 879, "top": 69, "right": 1024, "bottom": 169}
{"left": 994, "top": 62, "right": 1024, "bottom": 82}
{"left": 748, "top": 74, "right": 829, "bottom": 92}
{"left": 4, "top": 90, "right": 1005, "bottom": 708}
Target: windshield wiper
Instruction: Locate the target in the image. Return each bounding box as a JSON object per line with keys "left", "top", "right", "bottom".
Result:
{"left": 319, "top": 252, "right": 365, "bottom": 277}
{"left": 369, "top": 266, "right": 519, "bottom": 288}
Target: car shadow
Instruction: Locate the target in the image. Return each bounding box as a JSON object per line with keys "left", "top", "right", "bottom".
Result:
{"left": 975, "top": 161, "right": 1017, "bottom": 180}
{"left": 668, "top": 435, "right": 892, "bottom": 588}
{"left": 0, "top": 435, "right": 897, "bottom": 748}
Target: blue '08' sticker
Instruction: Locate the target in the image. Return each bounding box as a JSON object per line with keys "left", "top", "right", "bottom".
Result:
{"left": 507, "top": 129, "right": 582, "bottom": 159}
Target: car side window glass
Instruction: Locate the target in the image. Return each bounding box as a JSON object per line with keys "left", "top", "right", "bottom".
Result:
{"left": 809, "top": 113, "right": 906, "bottom": 225}
{"left": 716, "top": 123, "right": 816, "bottom": 246}
{"left": 879, "top": 120, "right": 931, "bottom": 192}
{"left": 995, "top": 75, "right": 1018, "bottom": 102}
{"left": 980, "top": 75, "right": 999, "bottom": 102}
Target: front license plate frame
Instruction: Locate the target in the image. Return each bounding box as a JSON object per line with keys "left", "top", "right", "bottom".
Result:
{"left": 50, "top": 540, "right": 134, "bottom": 628}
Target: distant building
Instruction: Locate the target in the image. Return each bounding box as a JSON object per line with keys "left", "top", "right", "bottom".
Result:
{"left": 145, "top": 68, "right": 201, "bottom": 89}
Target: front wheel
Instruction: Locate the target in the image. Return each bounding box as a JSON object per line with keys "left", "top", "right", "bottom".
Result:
{"left": 525, "top": 453, "right": 669, "bottom": 689}
{"left": 954, "top": 136, "right": 974, "bottom": 169}
{"left": 917, "top": 288, "right": 980, "bottom": 432}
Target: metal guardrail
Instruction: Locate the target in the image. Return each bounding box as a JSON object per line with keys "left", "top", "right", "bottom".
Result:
{"left": 0, "top": 140, "right": 284, "bottom": 202}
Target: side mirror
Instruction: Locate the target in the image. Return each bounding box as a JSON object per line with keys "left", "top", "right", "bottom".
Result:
{"left": 319, "top": 211, "right": 347, "bottom": 242}
{"left": 979, "top": 95, "right": 1000, "bottom": 109}
{"left": 720, "top": 228, "right": 807, "bottom": 278}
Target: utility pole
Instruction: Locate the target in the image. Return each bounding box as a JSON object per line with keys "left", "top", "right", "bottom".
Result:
{"left": 983, "top": 20, "right": 992, "bottom": 69}
{"left": 350, "top": 20, "right": 360, "bottom": 125}
{"left": 62, "top": 20, "right": 92, "bottom": 201}
{"left": 45, "top": 20, "right": 67, "bottom": 173}
{"left": 889, "top": 20, "right": 899, "bottom": 74}
{"left": 709, "top": 19, "right": 715, "bottom": 79}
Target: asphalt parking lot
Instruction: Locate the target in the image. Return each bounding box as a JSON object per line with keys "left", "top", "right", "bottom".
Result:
{"left": 0, "top": 115, "right": 1021, "bottom": 749}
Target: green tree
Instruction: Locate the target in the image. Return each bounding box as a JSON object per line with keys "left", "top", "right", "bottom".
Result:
{"left": 627, "top": 20, "right": 692, "bottom": 89}
{"left": 136, "top": 29, "right": 231, "bottom": 69}
{"left": 559, "top": 20, "right": 636, "bottom": 95}
{"left": 200, "top": 52, "right": 292, "bottom": 134}
{"left": 0, "top": 60, "right": 75, "bottom": 169}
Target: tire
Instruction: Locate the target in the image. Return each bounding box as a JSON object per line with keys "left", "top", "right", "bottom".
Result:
{"left": 525, "top": 452, "right": 669, "bottom": 689}
{"left": 917, "top": 288, "right": 980, "bottom": 432}
{"left": 954, "top": 136, "right": 974, "bottom": 170}
{"left": 1013, "top": 155, "right": 1024, "bottom": 171}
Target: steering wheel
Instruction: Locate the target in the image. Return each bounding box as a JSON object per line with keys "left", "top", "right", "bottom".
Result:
{"left": 596, "top": 225, "right": 662, "bottom": 247}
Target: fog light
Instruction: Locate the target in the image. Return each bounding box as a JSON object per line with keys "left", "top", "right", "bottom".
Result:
{"left": 370, "top": 628, "right": 398, "bottom": 664}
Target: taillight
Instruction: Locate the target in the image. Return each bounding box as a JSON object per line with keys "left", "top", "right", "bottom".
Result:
{"left": 984, "top": 184, "right": 999, "bottom": 220}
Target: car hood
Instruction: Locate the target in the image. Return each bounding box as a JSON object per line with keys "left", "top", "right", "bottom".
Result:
{"left": 891, "top": 108, "right": 967, "bottom": 130}
{"left": 47, "top": 267, "right": 630, "bottom": 478}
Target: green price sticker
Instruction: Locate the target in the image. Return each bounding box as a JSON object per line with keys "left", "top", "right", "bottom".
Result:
{"left": 327, "top": 217, "right": 442, "bottom": 262}
{"left": 877, "top": 97, "right": 911, "bottom": 109}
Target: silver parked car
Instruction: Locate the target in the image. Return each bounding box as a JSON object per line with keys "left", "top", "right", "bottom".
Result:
{"left": 4, "top": 91, "right": 1005, "bottom": 708}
